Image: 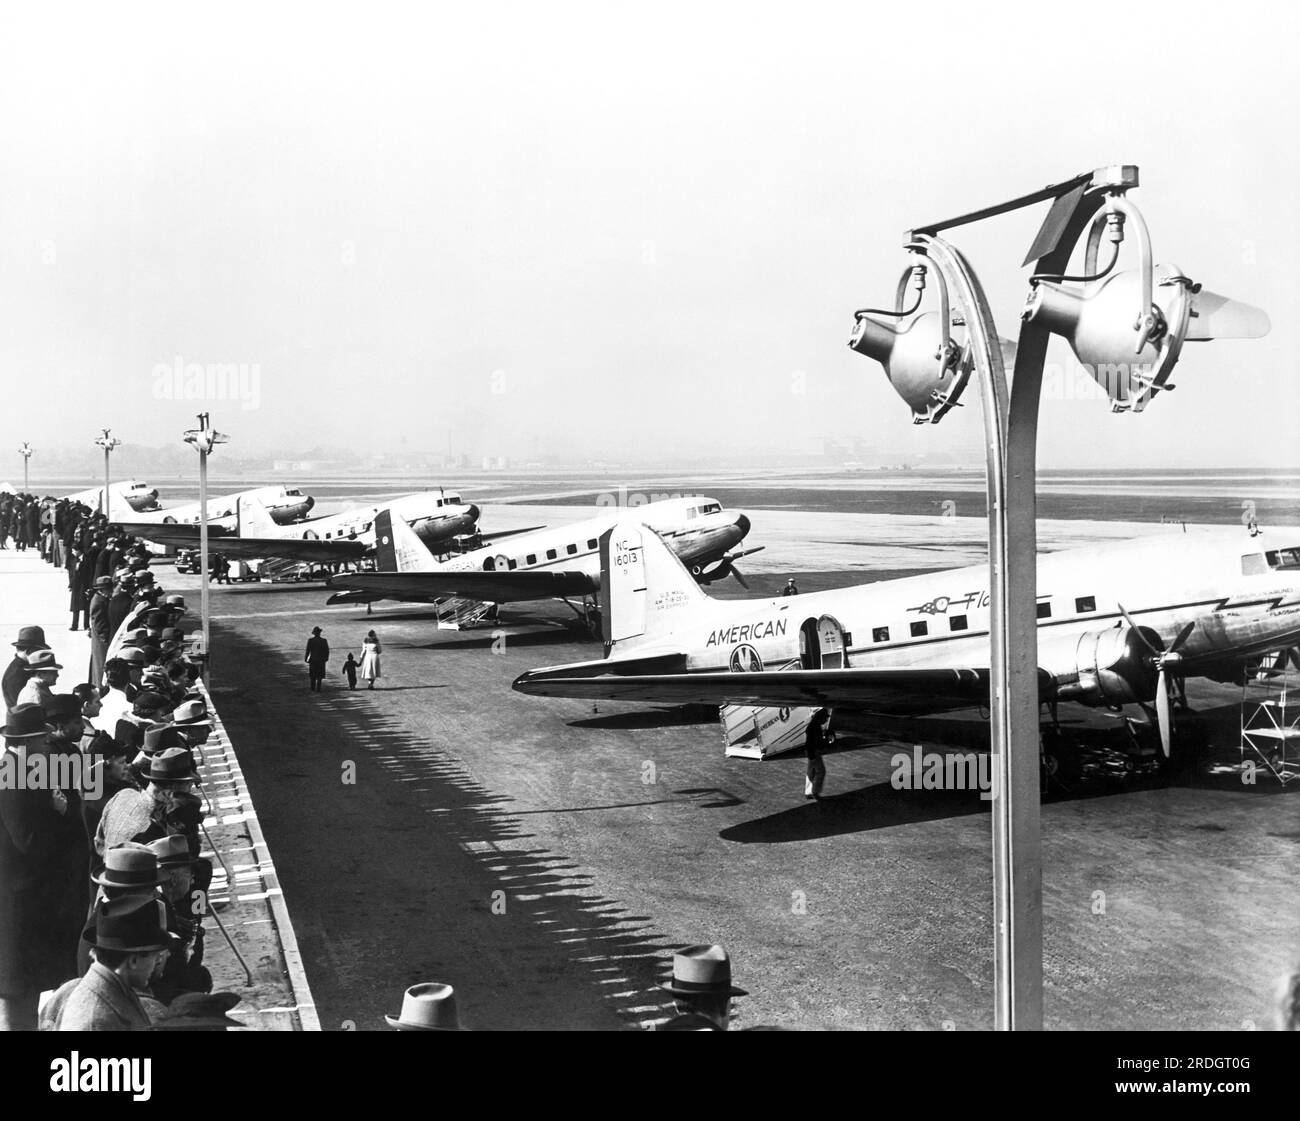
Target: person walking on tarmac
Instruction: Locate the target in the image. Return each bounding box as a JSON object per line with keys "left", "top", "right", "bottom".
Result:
{"left": 304, "top": 627, "right": 330, "bottom": 692}
{"left": 804, "top": 708, "right": 830, "bottom": 800}
{"left": 342, "top": 653, "right": 358, "bottom": 690}
{"left": 781, "top": 577, "right": 799, "bottom": 596}
{"left": 359, "top": 630, "right": 381, "bottom": 690}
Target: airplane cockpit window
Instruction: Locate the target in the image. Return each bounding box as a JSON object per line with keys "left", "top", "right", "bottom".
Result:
{"left": 285, "top": 489, "right": 302, "bottom": 497}
{"left": 446, "top": 495, "right": 461, "bottom": 505}
{"left": 1241, "top": 553, "right": 1268, "bottom": 576}
{"left": 701, "top": 503, "right": 721, "bottom": 515}
{"left": 1266, "top": 548, "right": 1300, "bottom": 570}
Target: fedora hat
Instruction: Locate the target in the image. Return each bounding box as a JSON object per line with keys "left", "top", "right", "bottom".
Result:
{"left": 164, "top": 595, "right": 186, "bottom": 609}
{"left": 142, "top": 725, "right": 188, "bottom": 754}
{"left": 93, "top": 575, "right": 113, "bottom": 589}
{"left": 3, "top": 703, "right": 52, "bottom": 739}
{"left": 25, "top": 649, "right": 62, "bottom": 673}
{"left": 661, "top": 944, "right": 748, "bottom": 998}
{"left": 118, "top": 647, "right": 146, "bottom": 665}
{"left": 121, "top": 628, "right": 148, "bottom": 646}
{"left": 91, "top": 844, "right": 169, "bottom": 889}
{"left": 113, "top": 718, "right": 148, "bottom": 751}
{"left": 145, "top": 610, "right": 169, "bottom": 629}
{"left": 146, "top": 834, "right": 193, "bottom": 869}
{"left": 12, "top": 625, "right": 47, "bottom": 649}
{"left": 169, "top": 699, "right": 210, "bottom": 726}
{"left": 384, "top": 983, "right": 463, "bottom": 1031}
{"left": 155, "top": 992, "right": 244, "bottom": 1030}
{"left": 88, "top": 895, "right": 169, "bottom": 953}
{"left": 311, "top": 626, "right": 322, "bottom": 635}
{"left": 144, "top": 747, "right": 197, "bottom": 785}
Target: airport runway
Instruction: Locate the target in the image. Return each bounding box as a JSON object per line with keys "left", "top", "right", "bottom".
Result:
{"left": 174, "top": 518, "right": 1300, "bottom": 1031}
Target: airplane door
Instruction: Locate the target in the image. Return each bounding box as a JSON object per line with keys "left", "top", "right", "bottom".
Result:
{"left": 817, "top": 615, "right": 846, "bottom": 669}
{"left": 799, "top": 619, "right": 820, "bottom": 669}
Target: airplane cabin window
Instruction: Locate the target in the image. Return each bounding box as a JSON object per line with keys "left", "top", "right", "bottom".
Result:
{"left": 872, "top": 626, "right": 889, "bottom": 643}
{"left": 546, "top": 549, "right": 557, "bottom": 560}
{"left": 1037, "top": 602, "right": 1052, "bottom": 619}
{"left": 508, "top": 559, "right": 518, "bottom": 570}
{"left": 949, "top": 614, "right": 968, "bottom": 631}
{"left": 526, "top": 554, "right": 537, "bottom": 566}
{"left": 1266, "top": 548, "right": 1300, "bottom": 570}
{"left": 1075, "top": 595, "right": 1096, "bottom": 613}
{"left": 910, "top": 621, "right": 928, "bottom": 637}
{"left": 587, "top": 538, "right": 598, "bottom": 550}
{"left": 566, "top": 544, "right": 577, "bottom": 555}
{"left": 1241, "top": 553, "right": 1268, "bottom": 576}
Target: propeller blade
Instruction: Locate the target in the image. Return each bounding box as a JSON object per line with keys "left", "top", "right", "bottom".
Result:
{"left": 1155, "top": 670, "right": 1173, "bottom": 758}
{"left": 1168, "top": 620, "right": 1195, "bottom": 655}
{"left": 1117, "top": 603, "right": 1163, "bottom": 657}
{"left": 1185, "top": 288, "right": 1271, "bottom": 341}
{"left": 730, "top": 566, "right": 750, "bottom": 590}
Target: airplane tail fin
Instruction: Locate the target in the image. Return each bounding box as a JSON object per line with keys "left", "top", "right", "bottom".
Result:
{"left": 374, "top": 509, "right": 436, "bottom": 572}
{"left": 235, "top": 493, "right": 279, "bottom": 537}
{"left": 598, "top": 521, "right": 708, "bottom": 656}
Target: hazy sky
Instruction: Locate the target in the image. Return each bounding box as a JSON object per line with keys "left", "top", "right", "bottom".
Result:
{"left": 1, "top": 1, "right": 1296, "bottom": 472}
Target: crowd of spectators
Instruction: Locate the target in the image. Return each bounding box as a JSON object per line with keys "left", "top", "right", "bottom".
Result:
{"left": 0, "top": 494, "right": 244, "bottom": 1031}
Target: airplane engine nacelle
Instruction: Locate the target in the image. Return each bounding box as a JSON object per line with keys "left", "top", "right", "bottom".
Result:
{"left": 1043, "top": 625, "right": 1158, "bottom": 707}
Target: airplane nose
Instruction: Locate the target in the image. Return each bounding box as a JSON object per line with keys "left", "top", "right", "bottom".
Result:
{"left": 735, "top": 513, "right": 750, "bottom": 538}
{"left": 303, "top": 496, "right": 315, "bottom": 513}
{"left": 466, "top": 504, "right": 481, "bottom": 524}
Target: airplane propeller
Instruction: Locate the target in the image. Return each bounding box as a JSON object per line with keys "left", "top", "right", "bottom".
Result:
{"left": 694, "top": 546, "right": 763, "bottom": 590}
{"left": 1118, "top": 605, "right": 1195, "bottom": 757}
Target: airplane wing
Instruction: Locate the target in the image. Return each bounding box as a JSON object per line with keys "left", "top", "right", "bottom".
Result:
{"left": 514, "top": 660, "right": 1055, "bottom": 716}
{"left": 327, "top": 568, "right": 597, "bottom": 604}
{"left": 201, "top": 537, "right": 369, "bottom": 563}
{"left": 478, "top": 525, "right": 547, "bottom": 543}
{"left": 112, "top": 522, "right": 235, "bottom": 545}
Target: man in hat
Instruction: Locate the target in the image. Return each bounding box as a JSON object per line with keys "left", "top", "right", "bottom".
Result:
{"left": 94, "top": 746, "right": 197, "bottom": 862}
{"left": 781, "top": 577, "right": 800, "bottom": 597}
{"left": 385, "top": 982, "right": 463, "bottom": 1030}
{"left": 147, "top": 834, "right": 211, "bottom": 1001}
{"left": 71, "top": 542, "right": 98, "bottom": 631}
{"left": 656, "top": 944, "right": 747, "bottom": 1030}
{"left": 0, "top": 703, "right": 62, "bottom": 1029}
{"left": 89, "top": 575, "right": 114, "bottom": 684}
{"left": 17, "top": 647, "right": 61, "bottom": 710}
{"left": 108, "top": 574, "right": 136, "bottom": 638}
{"left": 58, "top": 895, "right": 170, "bottom": 1030}
{"left": 4, "top": 625, "right": 48, "bottom": 708}
{"left": 81, "top": 733, "right": 137, "bottom": 859}
{"left": 305, "top": 626, "right": 330, "bottom": 692}
{"left": 42, "top": 694, "right": 93, "bottom": 930}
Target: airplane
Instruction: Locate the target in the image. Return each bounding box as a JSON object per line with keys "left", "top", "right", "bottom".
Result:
{"left": 113, "top": 489, "right": 484, "bottom": 566}
{"left": 117, "top": 485, "right": 315, "bottom": 530}
{"left": 325, "top": 495, "right": 761, "bottom": 630}
{"left": 65, "top": 480, "right": 161, "bottom": 514}
{"left": 512, "top": 518, "right": 1300, "bottom": 758}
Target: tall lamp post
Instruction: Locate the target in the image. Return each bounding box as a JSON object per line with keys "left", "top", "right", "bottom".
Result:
{"left": 183, "top": 413, "right": 229, "bottom": 679}
{"left": 18, "top": 443, "right": 33, "bottom": 493}
{"left": 849, "top": 165, "right": 1269, "bottom": 1029}
{"left": 93, "top": 429, "right": 121, "bottom": 516}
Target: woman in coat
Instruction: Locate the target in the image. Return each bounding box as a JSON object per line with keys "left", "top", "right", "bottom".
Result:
{"left": 359, "top": 630, "right": 382, "bottom": 689}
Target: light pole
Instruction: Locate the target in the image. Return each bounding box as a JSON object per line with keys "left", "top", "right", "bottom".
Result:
{"left": 183, "top": 413, "right": 229, "bottom": 680}
{"left": 849, "top": 165, "right": 1269, "bottom": 1029}
{"left": 93, "top": 429, "right": 121, "bottom": 516}
{"left": 18, "top": 443, "right": 32, "bottom": 493}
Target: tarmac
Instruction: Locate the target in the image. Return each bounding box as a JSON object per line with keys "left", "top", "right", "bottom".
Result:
{"left": 184, "top": 509, "right": 1299, "bottom": 1031}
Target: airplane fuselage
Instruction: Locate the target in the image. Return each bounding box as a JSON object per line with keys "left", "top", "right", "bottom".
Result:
{"left": 641, "top": 528, "right": 1300, "bottom": 701}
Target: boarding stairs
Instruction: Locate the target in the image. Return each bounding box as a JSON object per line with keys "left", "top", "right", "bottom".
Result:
{"left": 435, "top": 597, "right": 497, "bottom": 631}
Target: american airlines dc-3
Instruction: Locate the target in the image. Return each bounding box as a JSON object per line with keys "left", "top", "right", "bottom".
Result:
{"left": 513, "top": 519, "right": 1300, "bottom": 757}
{"left": 326, "top": 495, "right": 759, "bottom": 630}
